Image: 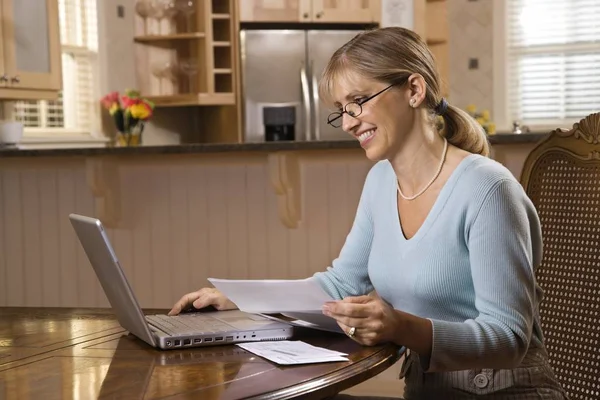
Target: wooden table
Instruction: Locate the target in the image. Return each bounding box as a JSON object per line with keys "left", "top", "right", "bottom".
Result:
{"left": 0, "top": 307, "right": 403, "bottom": 399}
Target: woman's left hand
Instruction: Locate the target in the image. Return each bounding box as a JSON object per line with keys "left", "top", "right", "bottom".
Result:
{"left": 322, "top": 294, "right": 402, "bottom": 346}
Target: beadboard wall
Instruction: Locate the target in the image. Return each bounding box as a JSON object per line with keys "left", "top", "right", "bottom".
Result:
{"left": 0, "top": 145, "right": 533, "bottom": 309}
{"left": 0, "top": 153, "right": 372, "bottom": 308}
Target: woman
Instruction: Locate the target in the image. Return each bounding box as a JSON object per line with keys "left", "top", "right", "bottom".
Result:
{"left": 169, "top": 27, "right": 566, "bottom": 399}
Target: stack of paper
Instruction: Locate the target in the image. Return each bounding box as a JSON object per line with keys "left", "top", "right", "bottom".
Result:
{"left": 237, "top": 340, "right": 349, "bottom": 365}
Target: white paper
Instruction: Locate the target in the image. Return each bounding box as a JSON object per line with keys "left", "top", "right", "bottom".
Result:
{"left": 237, "top": 340, "right": 349, "bottom": 365}
{"left": 208, "top": 277, "right": 334, "bottom": 314}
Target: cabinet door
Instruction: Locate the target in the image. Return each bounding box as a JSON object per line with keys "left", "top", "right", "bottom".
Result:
{"left": 1, "top": 0, "right": 62, "bottom": 91}
{"left": 239, "top": 0, "right": 312, "bottom": 22}
{"left": 312, "top": 0, "right": 381, "bottom": 23}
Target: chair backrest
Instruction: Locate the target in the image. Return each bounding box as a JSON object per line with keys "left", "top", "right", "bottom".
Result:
{"left": 520, "top": 112, "right": 600, "bottom": 400}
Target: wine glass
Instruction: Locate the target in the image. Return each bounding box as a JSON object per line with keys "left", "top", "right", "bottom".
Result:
{"left": 134, "top": 0, "right": 153, "bottom": 35}
{"left": 149, "top": 0, "right": 177, "bottom": 35}
{"left": 179, "top": 58, "right": 198, "bottom": 93}
{"left": 174, "top": 0, "right": 196, "bottom": 33}
{"left": 151, "top": 61, "right": 178, "bottom": 95}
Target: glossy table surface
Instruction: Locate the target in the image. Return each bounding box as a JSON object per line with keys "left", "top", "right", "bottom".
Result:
{"left": 0, "top": 307, "right": 403, "bottom": 399}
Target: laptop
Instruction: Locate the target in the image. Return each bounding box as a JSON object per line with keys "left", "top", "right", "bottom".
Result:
{"left": 69, "top": 213, "right": 294, "bottom": 349}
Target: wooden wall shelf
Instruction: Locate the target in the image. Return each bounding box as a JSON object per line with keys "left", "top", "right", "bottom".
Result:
{"left": 146, "top": 93, "right": 235, "bottom": 107}
{"left": 133, "top": 0, "right": 242, "bottom": 142}
{"left": 134, "top": 33, "right": 206, "bottom": 43}
{"left": 134, "top": 0, "right": 237, "bottom": 102}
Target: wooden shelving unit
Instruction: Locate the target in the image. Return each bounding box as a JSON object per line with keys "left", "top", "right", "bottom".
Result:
{"left": 133, "top": 0, "right": 241, "bottom": 142}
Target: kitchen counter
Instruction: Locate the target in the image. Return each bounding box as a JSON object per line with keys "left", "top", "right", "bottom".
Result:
{"left": 0, "top": 133, "right": 548, "bottom": 158}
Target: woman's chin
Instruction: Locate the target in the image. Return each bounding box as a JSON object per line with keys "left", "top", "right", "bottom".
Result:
{"left": 363, "top": 144, "right": 386, "bottom": 162}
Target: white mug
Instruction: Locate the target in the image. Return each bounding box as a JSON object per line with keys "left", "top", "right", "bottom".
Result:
{"left": 0, "top": 121, "right": 23, "bottom": 145}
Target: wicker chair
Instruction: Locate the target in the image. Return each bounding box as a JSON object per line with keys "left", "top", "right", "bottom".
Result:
{"left": 520, "top": 112, "right": 600, "bottom": 400}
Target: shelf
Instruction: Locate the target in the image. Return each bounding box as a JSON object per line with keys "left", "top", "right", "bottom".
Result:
{"left": 134, "top": 33, "right": 206, "bottom": 43}
{"left": 213, "top": 41, "right": 231, "bottom": 47}
{"left": 214, "top": 68, "right": 232, "bottom": 74}
{"left": 212, "top": 14, "right": 231, "bottom": 19}
{"left": 145, "top": 93, "right": 235, "bottom": 107}
{"left": 426, "top": 38, "right": 447, "bottom": 46}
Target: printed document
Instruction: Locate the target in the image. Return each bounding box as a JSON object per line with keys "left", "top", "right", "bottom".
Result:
{"left": 208, "top": 277, "right": 343, "bottom": 333}
{"left": 208, "top": 277, "right": 334, "bottom": 313}
{"left": 237, "top": 340, "right": 349, "bottom": 365}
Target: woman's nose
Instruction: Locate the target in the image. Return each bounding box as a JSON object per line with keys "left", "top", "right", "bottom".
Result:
{"left": 342, "top": 112, "right": 360, "bottom": 132}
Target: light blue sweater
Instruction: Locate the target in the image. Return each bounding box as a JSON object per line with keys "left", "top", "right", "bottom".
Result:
{"left": 314, "top": 154, "right": 545, "bottom": 373}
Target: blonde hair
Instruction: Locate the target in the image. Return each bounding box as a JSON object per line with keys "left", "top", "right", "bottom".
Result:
{"left": 319, "top": 27, "right": 489, "bottom": 156}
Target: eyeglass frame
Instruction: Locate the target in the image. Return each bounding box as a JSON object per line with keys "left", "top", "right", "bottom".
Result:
{"left": 326, "top": 82, "right": 400, "bottom": 128}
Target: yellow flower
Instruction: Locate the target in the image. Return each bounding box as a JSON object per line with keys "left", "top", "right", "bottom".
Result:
{"left": 129, "top": 103, "right": 152, "bottom": 120}
{"left": 487, "top": 122, "right": 496, "bottom": 135}
{"left": 109, "top": 103, "right": 120, "bottom": 115}
{"left": 476, "top": 117, "right": 486, "bottom": 126}
{"left": 481, "top": 110, "right": 490, "bottom": 121}
{"left": 466, "top": 104, "right": 477, "bottom": 115}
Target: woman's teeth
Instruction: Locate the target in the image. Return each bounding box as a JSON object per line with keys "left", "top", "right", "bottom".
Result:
{"left": 358, "top": 129, "right": 375, "bottom": 142}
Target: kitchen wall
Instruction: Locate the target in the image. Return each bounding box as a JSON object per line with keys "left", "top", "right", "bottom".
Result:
{"left": 447, "top": 0, "right": 494, "bottom": 114}
{"left": 108, "top": 0, "right": 497, "bottom": 144}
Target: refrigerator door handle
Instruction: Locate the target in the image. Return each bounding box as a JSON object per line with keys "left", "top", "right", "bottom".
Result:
{"left": 300, "top": 63, "right": 311, "bottom": 141}
{"left": 310, "top": 60, "right": 321, "bottom": 141}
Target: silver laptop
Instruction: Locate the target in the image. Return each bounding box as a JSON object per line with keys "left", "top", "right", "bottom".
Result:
{"left": 69, "top": 213, "right": 294, "bottom": 349}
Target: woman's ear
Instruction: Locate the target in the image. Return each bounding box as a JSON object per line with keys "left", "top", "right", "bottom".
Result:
{"left": 406, "top": 73, "right": 427, "bottom": 108}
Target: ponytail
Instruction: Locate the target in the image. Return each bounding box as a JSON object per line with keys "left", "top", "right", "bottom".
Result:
{"left": 440, "top": 104, "right": 490, "bottom": 157}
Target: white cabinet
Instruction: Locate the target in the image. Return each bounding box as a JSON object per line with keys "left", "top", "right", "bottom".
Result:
{"left": 0, "top": 0, "right": 62, "bottom": 100}
{"left": 240, "top": 0, "right": 381, "bottom": 24}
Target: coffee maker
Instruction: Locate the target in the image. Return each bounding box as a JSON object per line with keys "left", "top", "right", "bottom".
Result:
{"left": 263, "top": 105, "right": 296, "bottom": 142}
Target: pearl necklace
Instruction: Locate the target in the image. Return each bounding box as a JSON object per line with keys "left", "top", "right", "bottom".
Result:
{"left": 396, "top": 138, "right": 448, "bottom": 201}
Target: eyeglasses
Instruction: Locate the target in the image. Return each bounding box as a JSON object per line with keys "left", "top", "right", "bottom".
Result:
{"left": 326, "top": 83, "right": 397, "bottom": 128}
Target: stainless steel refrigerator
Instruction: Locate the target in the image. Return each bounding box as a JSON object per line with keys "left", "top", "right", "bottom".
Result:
{"left": 240, "top": 29, "right": 362, "bottom": 142}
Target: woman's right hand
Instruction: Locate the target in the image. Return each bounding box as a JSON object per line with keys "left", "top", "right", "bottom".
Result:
{"left": 168, "top": 288, "right": 237, "bottom": 316}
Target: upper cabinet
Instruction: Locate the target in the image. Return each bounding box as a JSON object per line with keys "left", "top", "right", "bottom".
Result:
{"left": 239, "top": 0, "right": 381, "bottom": 24}
{"left": 0, "top": 0, "right": 62, "bottom": 100}
{"left": 312, "top": 0, "right": 381, "bottom": 23}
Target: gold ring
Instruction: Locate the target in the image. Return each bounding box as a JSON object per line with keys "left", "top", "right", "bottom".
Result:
{"left": 347, "top": 326, "right": 356, "bottom": 338}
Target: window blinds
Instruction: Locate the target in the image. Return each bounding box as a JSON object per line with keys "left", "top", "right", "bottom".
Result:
{"left": 15, "top": 0, "right": 98, "bottom": 132}
{"left": 507, "top": 0, "right": 600, "bottom": 125}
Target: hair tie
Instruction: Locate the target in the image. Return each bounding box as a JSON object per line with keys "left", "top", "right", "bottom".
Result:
{"left": 434, "top": 98, "right": 448, "bottom": 116}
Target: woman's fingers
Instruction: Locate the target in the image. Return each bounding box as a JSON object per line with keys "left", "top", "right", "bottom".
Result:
{"left": 168, "top": 290, "right": 204, "bottom": 315}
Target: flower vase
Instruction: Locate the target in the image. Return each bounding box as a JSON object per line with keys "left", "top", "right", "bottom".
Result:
{"left": 116, "top": 124, "right": 144, "bottom": 147}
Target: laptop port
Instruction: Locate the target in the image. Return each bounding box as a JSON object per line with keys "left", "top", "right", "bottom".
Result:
{"left": 204, "top": 338, "right": 213, "bottom": 342}
{"left": 215, "top": 337, "right": 224, "bottom": 342}
{"left": 183, "top": 339, "right": 191, "bottom": 345}
{"left": 225, "top": 336, "right": 233, "bottom": 342}
{"left": 194, "top": 338, "right": 202, "bottom": 343}
{"left": 174, "top": 340, "right": 181, "bottom": 346}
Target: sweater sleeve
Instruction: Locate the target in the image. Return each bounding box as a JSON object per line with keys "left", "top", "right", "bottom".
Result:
{"left": 425, "top": 179, "right": 542, "bottom": 372}
{"left": 312, "top": 163, "right": 379, "bottom": 300}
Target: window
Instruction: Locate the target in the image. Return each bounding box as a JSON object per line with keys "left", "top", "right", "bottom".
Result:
{"left": 495, "top": 0, "right": 600, "bottom": 130}
{"left": 15, "top": 0, "right": 99, "bottom": 136}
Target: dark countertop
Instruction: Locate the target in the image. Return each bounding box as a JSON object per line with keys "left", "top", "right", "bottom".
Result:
{"left": 0, "top": 133, "right": 548, "bottom": 158}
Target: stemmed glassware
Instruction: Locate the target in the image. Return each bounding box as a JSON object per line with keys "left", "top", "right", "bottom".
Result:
{"left": 179, "top": 59, "right": 199, "bottom": 93}
{"left": 175, "top": 0, "right": 196, "bottom": 33}
{"left": 149, "top": 0, "right": 178, "bottom": 35}
{"left": 134, "top": 0, "right": 153, "bottom": 35}
{"left": 151, "top": 61, "right": 179, "bottom": 95}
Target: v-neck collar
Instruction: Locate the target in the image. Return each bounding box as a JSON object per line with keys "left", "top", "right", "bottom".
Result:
{"left": 390, "top": 154, "right": 480, "bottom": 245}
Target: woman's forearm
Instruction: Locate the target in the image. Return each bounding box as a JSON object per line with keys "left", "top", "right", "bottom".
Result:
{"left": 392, "top": 309, "right": 433, "bottom": 358}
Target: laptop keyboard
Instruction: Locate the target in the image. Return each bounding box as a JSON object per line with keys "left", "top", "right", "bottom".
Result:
{"left": 146, "top": 314, "right": 232, "bottom": 335}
